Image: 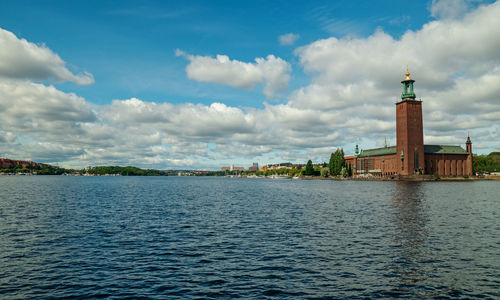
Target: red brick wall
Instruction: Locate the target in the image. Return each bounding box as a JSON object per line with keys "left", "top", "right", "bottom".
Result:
{"left": 424, "top": 154, "right": 470, "bottom": 176}
{"left": 396, "top": 100, "right": 424, "bottom": 175}
{"left": 356, "top": 154, "right": 398, "bottom": 176}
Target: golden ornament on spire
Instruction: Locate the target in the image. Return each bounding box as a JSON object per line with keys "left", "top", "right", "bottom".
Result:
{"left": 403, "top": 64, "right": 412, "bottom": 81}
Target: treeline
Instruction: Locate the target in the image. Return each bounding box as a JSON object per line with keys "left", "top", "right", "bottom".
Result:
{"left": 84, "top": 166, "right": 167, "bottom": 176}
{"left": 236, "top": 148, "right": 354, "bottom": 178}
{"left": 474, "top": 152, "right": 500, "bottom": 173}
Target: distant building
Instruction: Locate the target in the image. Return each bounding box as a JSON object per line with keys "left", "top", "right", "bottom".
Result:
{"left": 344, "top": 70, "right": 473, "bottom": 177}
{"left": 221, "top": 164, "right": 245, "bottom": 172}
{"left": 248, "top": 163, "right": 259, "bottom": 171}
{"left": 260, "top": 163, "right": 303, "bottom": 171}
{"left": 264, "top": 162, "right": 293, "bottom": 170}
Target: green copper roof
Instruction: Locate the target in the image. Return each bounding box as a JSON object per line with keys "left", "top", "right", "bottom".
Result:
{"left": 359, "top": 146, "right": 396, "bottom": 157}
{"left": 424, "top": 145, "right": 468, "bottom": 155}
{"left": 357, "top": 144, "right": 468, "bottom": 157}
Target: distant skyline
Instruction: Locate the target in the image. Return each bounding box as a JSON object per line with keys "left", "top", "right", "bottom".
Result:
{"left": 0, "top": 0, "right": 499, "bottom": 169}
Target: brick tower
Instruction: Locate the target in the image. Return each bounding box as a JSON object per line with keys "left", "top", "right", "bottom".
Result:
{"left": 396, "top": 69, "right": 425, "bottom": 175}
{"left": 465, "top": 134, "right": 473, "bottom": 176}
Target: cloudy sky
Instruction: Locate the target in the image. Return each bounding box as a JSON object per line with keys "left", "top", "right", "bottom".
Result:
{"left": 0, "top": 0, "right": 499, "bottom": 169}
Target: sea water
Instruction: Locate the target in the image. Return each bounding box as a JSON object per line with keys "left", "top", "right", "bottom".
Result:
{"left": 0, "top": 176, "right": 498, "bottom": 299}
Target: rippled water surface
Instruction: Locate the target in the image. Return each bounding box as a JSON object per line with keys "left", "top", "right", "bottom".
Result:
{"left": 0, "top": 176, "right": 499, "bottom": 299}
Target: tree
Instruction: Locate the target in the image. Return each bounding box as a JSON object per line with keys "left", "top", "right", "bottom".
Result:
{"left": 329, "top": 148, "right": 345, "bottom": 176}
{"left": 305, "top": 160, "right": 314, "bottom": 176}
{"left": 474, "top": 153, "right": 500, "bottom": 173}
{"left": 289, "top": 168, "right": 301, "bottom": 177}
{"left": 329, "top": 152, "right": 335, "bottom": 175}
{"left": 320, "top": 167, "right": 329, "bottom": 177}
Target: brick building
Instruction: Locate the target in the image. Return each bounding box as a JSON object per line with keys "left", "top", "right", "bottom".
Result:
{"left": 344, "top": 70, "right": 473, "bottom": 177}
{"left": 248, "top": 163, "right": 259, "bottom": 172}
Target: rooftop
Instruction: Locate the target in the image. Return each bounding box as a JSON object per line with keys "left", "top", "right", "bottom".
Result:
{"left": 355, "top": 144, "right": 468, "bottom": 158}
{"left": 359, "top": 146, "right": 396, "bottom": 157}
{"left": 424, "top": 145, "right": 468, "bottom": 155}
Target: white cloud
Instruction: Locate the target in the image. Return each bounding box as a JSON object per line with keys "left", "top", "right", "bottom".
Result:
{"left": 429, "top": 0, "right": 469, "bottom": 19}
{"left": 0, "top": 28, "right": 94, "bottom": 85}
{"left": 279, "top": 33, "right": 300, "bottom": 45}
{"left": 0, "top": 80, "right": 95, "bottom": 131}
{"left": 176, "top": 50, "right": 291, "bottom": 99}
{"left": 0, "top": 131, "right": 18, "bottom": 144}
{"left": 103, "top": 98, "right": 255, "bottom": 139}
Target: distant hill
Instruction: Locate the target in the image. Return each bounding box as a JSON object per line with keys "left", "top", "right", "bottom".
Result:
{"left": 0, "top": 158, "right": 66, "bottom": 175}
{"left": 0, "top": 158, "right": 49, "bottom": 169}
{"left": 85, "top": 166, "right": 167, "bottom": 176}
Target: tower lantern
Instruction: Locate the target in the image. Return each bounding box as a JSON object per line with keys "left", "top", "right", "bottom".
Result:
{"left": 401, "top": 68, "right": 416, "bottom": 100}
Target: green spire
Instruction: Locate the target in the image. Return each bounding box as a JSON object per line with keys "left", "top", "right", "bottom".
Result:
{"left": 354, "top": 144, "right": 359, "bottom": 157}
{"left": 401, "top": 68, "right": 416, "bottom": 100}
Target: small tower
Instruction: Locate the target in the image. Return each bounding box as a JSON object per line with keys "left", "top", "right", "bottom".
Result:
{"left": 352, "top": 144, "right": 360, "bottom": 175}
{"left": 466, "top": 134, "right": 473, "bottom": 176}
{"left": 466, "top": 134, "right": 472, "bottom": 153}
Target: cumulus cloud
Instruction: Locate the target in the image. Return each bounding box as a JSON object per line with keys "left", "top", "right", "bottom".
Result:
{"left": 279, "top": 33, "right": 300, "bottom": 45}
{"left": 0, "top": 80, "right": 95, "bottom": 140}
{"left": 0, "top": 27, "right": 94, "bottom": 84}
{"left": 429, "top": 0, "right": 469, "bottom": 19}
{"left": 103, "top": 98, "right": 255, "bottom": 140}
{"left": 176, "top": 50, "right": 291, "bottom": 99}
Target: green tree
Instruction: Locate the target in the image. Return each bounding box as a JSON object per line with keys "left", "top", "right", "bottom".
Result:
{"left": 320, "top": 167, "right": 329, "bottom": 177}
{"left": 305, "top": 160, "right": 314, "bottom": 176}
{"left": 289, "top": 168, "right": 301, "bottom": 177}
{"left": 329, "top": 152, "right": 335, "bottom": 175}
{"left": 348, "top": 164, "right": 353, "bottom": 177}
{"left": 474, "top": 153, "right": 500, "bottom": 173}
{"left": 329, "top": 148, "right": 345, "bottom": 176}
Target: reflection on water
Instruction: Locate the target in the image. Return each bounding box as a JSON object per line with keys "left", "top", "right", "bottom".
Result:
{"left": 389, "top": 182, "right": 432, "bottom": 296}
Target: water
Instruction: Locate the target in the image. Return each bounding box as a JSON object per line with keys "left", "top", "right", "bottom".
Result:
{"left": 0, "top": 176, "right": 499, "bottom": 299}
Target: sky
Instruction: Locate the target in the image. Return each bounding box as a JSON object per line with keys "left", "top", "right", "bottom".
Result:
{"left": 0, "top": 0, "right": 499, "bottom": 170}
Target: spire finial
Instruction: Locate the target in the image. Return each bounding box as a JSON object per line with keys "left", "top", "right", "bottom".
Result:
{"left": 404, "top": 63, "right": 411, "bottom": 80}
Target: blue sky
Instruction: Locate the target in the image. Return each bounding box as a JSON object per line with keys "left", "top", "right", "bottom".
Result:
{"left": 0, "top": 0, "right": 499, "bottom": 169}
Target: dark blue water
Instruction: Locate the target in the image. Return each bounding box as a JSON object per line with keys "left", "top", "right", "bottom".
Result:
{"left": 0, "top": 177, "right": 498, "bottom": 299}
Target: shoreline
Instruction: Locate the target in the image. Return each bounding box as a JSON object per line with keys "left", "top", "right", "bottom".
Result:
{"left": 261, "top": 175, "right": 500, "bottom": 182}
{"left": 1, "top": 173, "right": 499, "bottom": 181}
